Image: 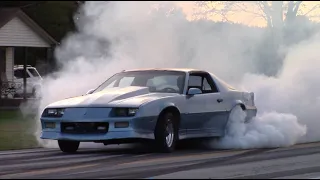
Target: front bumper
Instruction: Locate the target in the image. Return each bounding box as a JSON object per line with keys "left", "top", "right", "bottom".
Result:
{"left": 40, "top": 116, "right": 158, "bottom": 142}
{"left": 40, "top": 129, "right": 154, "bottom": 142}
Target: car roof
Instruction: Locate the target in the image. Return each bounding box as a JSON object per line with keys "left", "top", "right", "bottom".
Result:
{"left": 122, "top": 68, "right": 204, "bottom": 73}
{"left": 14, "top": 65, "right": 35, "bottom": 69}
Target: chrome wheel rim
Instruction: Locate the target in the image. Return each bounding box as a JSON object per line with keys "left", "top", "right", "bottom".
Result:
{"left": 165, "top": 119, "right": 174, "bottom": 147}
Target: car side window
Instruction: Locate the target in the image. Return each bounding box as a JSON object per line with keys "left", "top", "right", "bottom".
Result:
{"left": 28, "top": 68, "right": 40, "bottom": 77}
{"left": 14, "top": 69, "right": 30, "bottom": 79}
{"left": 188, "top": 73, "right": 219, "bottom": 94}
{"left": 203, "top": 78, "right": 212, "bottom": 91}
{"left": 188, "top": 76, "right": 202, "bottom": 88}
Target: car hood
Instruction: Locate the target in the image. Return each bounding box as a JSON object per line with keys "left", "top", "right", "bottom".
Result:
{"left": 47, "top": 86, "right": 178, "bottom": 108}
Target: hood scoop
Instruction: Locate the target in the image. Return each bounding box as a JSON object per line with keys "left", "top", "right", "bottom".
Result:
{"left": 105, "top": 86, "right": 151, "bottom": 101}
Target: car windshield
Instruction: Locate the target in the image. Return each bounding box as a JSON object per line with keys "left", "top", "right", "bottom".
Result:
{"left": 93, "top": 70, "right": 186, "bottom": 94}
{"left": 28, "top": 68, "right": 40, "bottom": 77}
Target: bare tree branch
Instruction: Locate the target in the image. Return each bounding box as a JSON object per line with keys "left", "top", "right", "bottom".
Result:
{"left": 233, "top": 3, "right": 263, "bottom": 17}
{"left": 303, "top": 4, "right": 320, "bottom": 16}
{"left": 308, "top": 15, "right": 320, "bottom": 18}
{"left": 259, "top": 1, "right": 273, "bottom": 27}
{"left": 247, "top": 15, "right": 261, "bottom": 26}
{"left": 293, "top": 1, "right": 302, "bottom": 15}
{"left": 287, "top": 1, "right": 295, "bottom": 14}
{"left": 194, "top": 1, "right": 319, "bottom": 29}
{"left": 256, "top": 3, "right": 269, "bottom": 22}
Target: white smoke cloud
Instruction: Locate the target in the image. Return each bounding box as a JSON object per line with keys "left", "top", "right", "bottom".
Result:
{"left": 238, "top": 35, "right": 320, "bottom": 144}
{"left": 211, "top": 106, "right": 306, "bottom": 149}
{"left": 30, "top": 1, "right": 320, "bottom": 149}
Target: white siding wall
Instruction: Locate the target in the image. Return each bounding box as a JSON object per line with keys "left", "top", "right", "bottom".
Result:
{"left": 0, "top": 17, "right": 50, "bottom": 47}
{"left": 5, "top": 47, "right": 14, "bottom": 81}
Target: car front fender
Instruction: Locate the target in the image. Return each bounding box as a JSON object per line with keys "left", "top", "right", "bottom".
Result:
{"left": 138, "top": 98, "right": 182, "bottom": 118}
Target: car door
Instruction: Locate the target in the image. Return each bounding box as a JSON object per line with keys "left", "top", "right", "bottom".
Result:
{"left": 184, "top": 72, "right": 227, "bottom": 137}
{"left": 27, "top": 68, "right": 42, "bottom": 84}
{"left": 13, "top": 69, "right": 31, "bottom": 95}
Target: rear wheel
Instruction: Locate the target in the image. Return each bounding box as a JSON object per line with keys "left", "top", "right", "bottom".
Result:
{"left": 32, "top": 86, "right": 41, "bottom": 98}
{"left": 58, "top": 140, "right": 80, "bottom": 153}
{"left": 154, "top": 111, "right": 179, "bottom": 153}
{"left": 224, "top": 105, "right": 247, "bottom": 137}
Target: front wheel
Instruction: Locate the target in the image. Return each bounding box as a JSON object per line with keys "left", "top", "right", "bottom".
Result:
{"left": 154, "top": 111, "right": 179, "bottom": 153}
{"left": 58, "top": 140, "right": 80, "bottom": 153}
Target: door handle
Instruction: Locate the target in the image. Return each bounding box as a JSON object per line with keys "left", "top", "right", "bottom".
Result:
{"left": 217, "top": 99, "right": 223, "bottom": 103}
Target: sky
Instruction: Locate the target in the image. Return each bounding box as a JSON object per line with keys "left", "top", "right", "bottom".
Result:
{"left": 176, "top": 1, "right": 320, "bottom": 27}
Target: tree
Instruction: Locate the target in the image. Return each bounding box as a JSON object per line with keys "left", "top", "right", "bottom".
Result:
{"left": 22, "top": 1, "right": 80, "bottom": 42}
{"left": 194, "top": 1, "right": 319, "bottom": 77}
{"left": 0, "top": 1, "right": 40, "bottom": 8}
{"left": 194, "top": 1, "right": 320, "bottom": 30}
{"left": 0, "top": 1, "right": 80, "bottom": 42}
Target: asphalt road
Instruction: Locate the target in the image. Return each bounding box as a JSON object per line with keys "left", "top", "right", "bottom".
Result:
{"left": 2, "top": 142, "right": 320, "bottom": 179}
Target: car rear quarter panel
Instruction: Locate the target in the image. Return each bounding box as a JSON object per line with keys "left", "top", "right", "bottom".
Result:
{"left": 226, "top": 90, "right": 257, "bottom": 120}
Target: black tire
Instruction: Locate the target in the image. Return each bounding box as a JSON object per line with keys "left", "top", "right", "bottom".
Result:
{"left": 31, "top": 88, "right": 36, "bottom": 98}
{"left": 58, "top": 140, "right": 80, "bottom": 153}
{"left": 32, "top": 86, "right": 41, "bottom": 98}
{"left": 154, "top": 111, "right": 179, "bottom": 153}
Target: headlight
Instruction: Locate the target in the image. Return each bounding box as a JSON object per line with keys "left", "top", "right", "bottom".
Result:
{"left": 113, "top": 108, "right": 138, "bottom": 117}
{"left": 42, "top": 108, "right": 65, "bottom": 117}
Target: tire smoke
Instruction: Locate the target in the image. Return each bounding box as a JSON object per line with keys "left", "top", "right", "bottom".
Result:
{"left": 26, "top": 1, "right": 319, "bottom": 149}
{"left": 212, "top": 106, "right": 307, "bottom": 149}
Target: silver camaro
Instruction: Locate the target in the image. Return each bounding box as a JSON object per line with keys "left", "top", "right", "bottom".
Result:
{"left": 40, "top": 68, "right": 257, "bottom": 153}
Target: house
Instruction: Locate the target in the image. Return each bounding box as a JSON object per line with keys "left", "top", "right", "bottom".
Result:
{"left": 0, "top": 7, "right": 58, "bottom": 104}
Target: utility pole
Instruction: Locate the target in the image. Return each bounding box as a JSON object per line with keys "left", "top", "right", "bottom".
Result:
{"left": 23, "top": 47, "right": 27, "bottom": 100}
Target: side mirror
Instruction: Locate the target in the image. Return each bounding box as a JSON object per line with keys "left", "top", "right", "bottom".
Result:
{"left": 187, "top": 88, "right": 202, "bottom": 96}
{"left": 86, "top": 89, "right": 95, "bottom": 95}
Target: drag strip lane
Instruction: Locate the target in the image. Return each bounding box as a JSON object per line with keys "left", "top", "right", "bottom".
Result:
{"left": 1, "top": 142, "right": 320, "bottom": 179}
